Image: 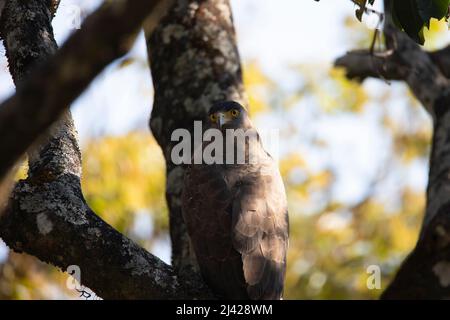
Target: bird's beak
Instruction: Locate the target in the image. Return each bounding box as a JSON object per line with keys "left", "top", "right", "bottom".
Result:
{"left": 218, "top": 112, "right": 226, "bottom": 129}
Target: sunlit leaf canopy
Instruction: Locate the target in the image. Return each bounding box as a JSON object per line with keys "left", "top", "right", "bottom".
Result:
{"left": 393, "top": 0, "right": 450, "bottom": 44}
{"left": 0, "top": 0, "right": 449, "bottom": 299}
{"left": 317, "top": 0, "right": 450, "bottom": 44}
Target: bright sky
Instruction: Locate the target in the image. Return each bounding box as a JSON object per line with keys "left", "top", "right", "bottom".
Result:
{"left": 0, "top": 0, "right": 383, "bottom": 138}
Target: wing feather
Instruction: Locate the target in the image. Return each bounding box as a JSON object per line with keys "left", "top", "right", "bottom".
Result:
{"left": 231, "top": 167, "right": 289, "bottom": 300}
{"left": 182, "top": 164, "right": 248, "bottom": 299}
{"left": 182, "top": 148, "right": 289, "bottom": 300}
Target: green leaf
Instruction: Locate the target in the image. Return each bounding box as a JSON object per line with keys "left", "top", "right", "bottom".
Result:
{"left": 352, "top": 0, "right": 366, "bottom": 21}
{"left": 392, "top": 0, "right": 426, "bottom": 44}
{"left": 417, "top": 0, "right": 450, "bottom": 27}
{"left": 353, "top": 0, "right": 376, "bottom": 22}
{"left": 314, "top": 0, "right": 449, "bottom": 45}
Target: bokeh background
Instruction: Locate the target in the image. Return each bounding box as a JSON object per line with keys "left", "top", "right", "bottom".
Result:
{"left": 0, "top": 0, "right": 449, "bottom": 299}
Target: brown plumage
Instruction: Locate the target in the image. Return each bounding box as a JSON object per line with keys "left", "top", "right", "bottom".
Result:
{"left": 182, "top": 101, "right": 289, "bottom": 300}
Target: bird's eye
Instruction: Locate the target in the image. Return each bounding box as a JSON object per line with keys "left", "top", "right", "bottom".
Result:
{"left": 230, "top": 109, "right": 240, "bottom": 118}
{"left": 209, "top": 114, "right": 217, "bottom": 122}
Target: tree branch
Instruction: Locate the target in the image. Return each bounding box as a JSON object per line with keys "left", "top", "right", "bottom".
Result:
{"left": 335, "top": 34, "right": 449, "bottom": 115}
{"left": 334, "top": 49, "right": 407, "bottom": 81}
{"left": 429, "top": 45, "right": 450, "bottom": 78}
{"left": 0, "top": 0, "right": 174, "bottom": 183}
{"left": 0, "top": 0, "right": 212, "bottom": 299}
{"left": 0, "top": 174, "right": 211, "bottom": 299}
{"left": 335, "top": 45, "right": 450, "bottom": 81}
{"left": 336, "top": 0, "right": 450, "bottom": 299}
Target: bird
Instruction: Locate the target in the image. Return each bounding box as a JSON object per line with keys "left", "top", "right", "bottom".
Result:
{"left": 182, "top": 100, "right": 289, "bottom": 300}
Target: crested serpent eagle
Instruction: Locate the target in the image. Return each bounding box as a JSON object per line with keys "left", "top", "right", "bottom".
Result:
{"left": 182, "top": 101, "right": 289, "bottom": 300}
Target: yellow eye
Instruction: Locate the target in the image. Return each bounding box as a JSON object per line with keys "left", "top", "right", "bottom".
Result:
{"left": 230, "top": 109, "right": 240, "bottom": 118}
{"left": 209, "top": 114, "right": 217, "bottom": 122}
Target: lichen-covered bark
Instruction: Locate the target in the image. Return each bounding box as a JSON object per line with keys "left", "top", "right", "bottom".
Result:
{"left": 0, "top": 1, "right": 5, "bottom": 20}
{"left": 0, "top": 0, "right": 80, "bottom": 180}
{"left": 146, "top": 0, "right": 247, "bottom": 274}
{"left": 0, "top": 0, "right": 172, "bottom": 182}
{"left": 1, "top": 176, "right": 211, "bottom": 299}
{"left": 335, "top": 0, "right": 450, "bottom": 299}
{"left": 0, "top": 0, "right": 211, "bottom": 299}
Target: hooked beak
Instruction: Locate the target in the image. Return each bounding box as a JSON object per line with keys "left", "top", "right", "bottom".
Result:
{"left": 218, "top": 112, "right": 226, "bottom": 129}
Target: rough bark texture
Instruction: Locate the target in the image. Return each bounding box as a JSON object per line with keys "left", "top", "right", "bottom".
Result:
{"left": 0, "top": 0, "right": 212, "bottom": 299}
{"left": 0, "top": 1, "right": 5, "bottom": 20}
{"left": 146, "top": 0, "right": 247, "bottom": 275}
{"left": 0, "top": 0, "right": 173, "bottom": 182}
{"left": 335, "top": 0, "right": 450, "bottom": 299}
{"left": 0, "top": 175, "right": 209, "bottom": 299}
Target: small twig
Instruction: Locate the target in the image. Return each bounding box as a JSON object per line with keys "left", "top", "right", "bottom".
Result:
{"left": 366, "top": 9, "right": 392, "bottom": 84}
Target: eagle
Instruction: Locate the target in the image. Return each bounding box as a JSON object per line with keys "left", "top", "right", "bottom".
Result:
{"left": 182, "top": 100, "right": 289, "bottom": 300}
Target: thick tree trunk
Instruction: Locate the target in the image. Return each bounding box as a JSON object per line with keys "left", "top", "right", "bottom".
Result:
{"left": 380, "top": 92, "right": 450, "bottom": 299}
{"left": 0, "top": 0, "right": 212, "bottom": 299}
{"left": 335, "top": 0, "right": 450, "bottom": 299}
{"left": 145, "top": 0, "right": 247, "bottom": 275}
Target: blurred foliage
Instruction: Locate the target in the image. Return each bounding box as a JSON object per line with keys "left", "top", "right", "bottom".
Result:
{"left": 0, "top": 253, "right": 77, "bottom": 299}
{"left": 81, "top": 133, "right": 168, "bottom": 235}
{"left": 243, "top": 61, "right": 274, "bottom": 115}
{"left": 423, "top": 18, "right": 450, "bottom": 49}
{"left": 296, "top": 66, "right": 369, "bottom": 113}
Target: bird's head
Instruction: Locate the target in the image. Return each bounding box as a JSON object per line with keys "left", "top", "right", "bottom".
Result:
{"left": 207, "top": 101, "right": 251, "bottom": 130}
